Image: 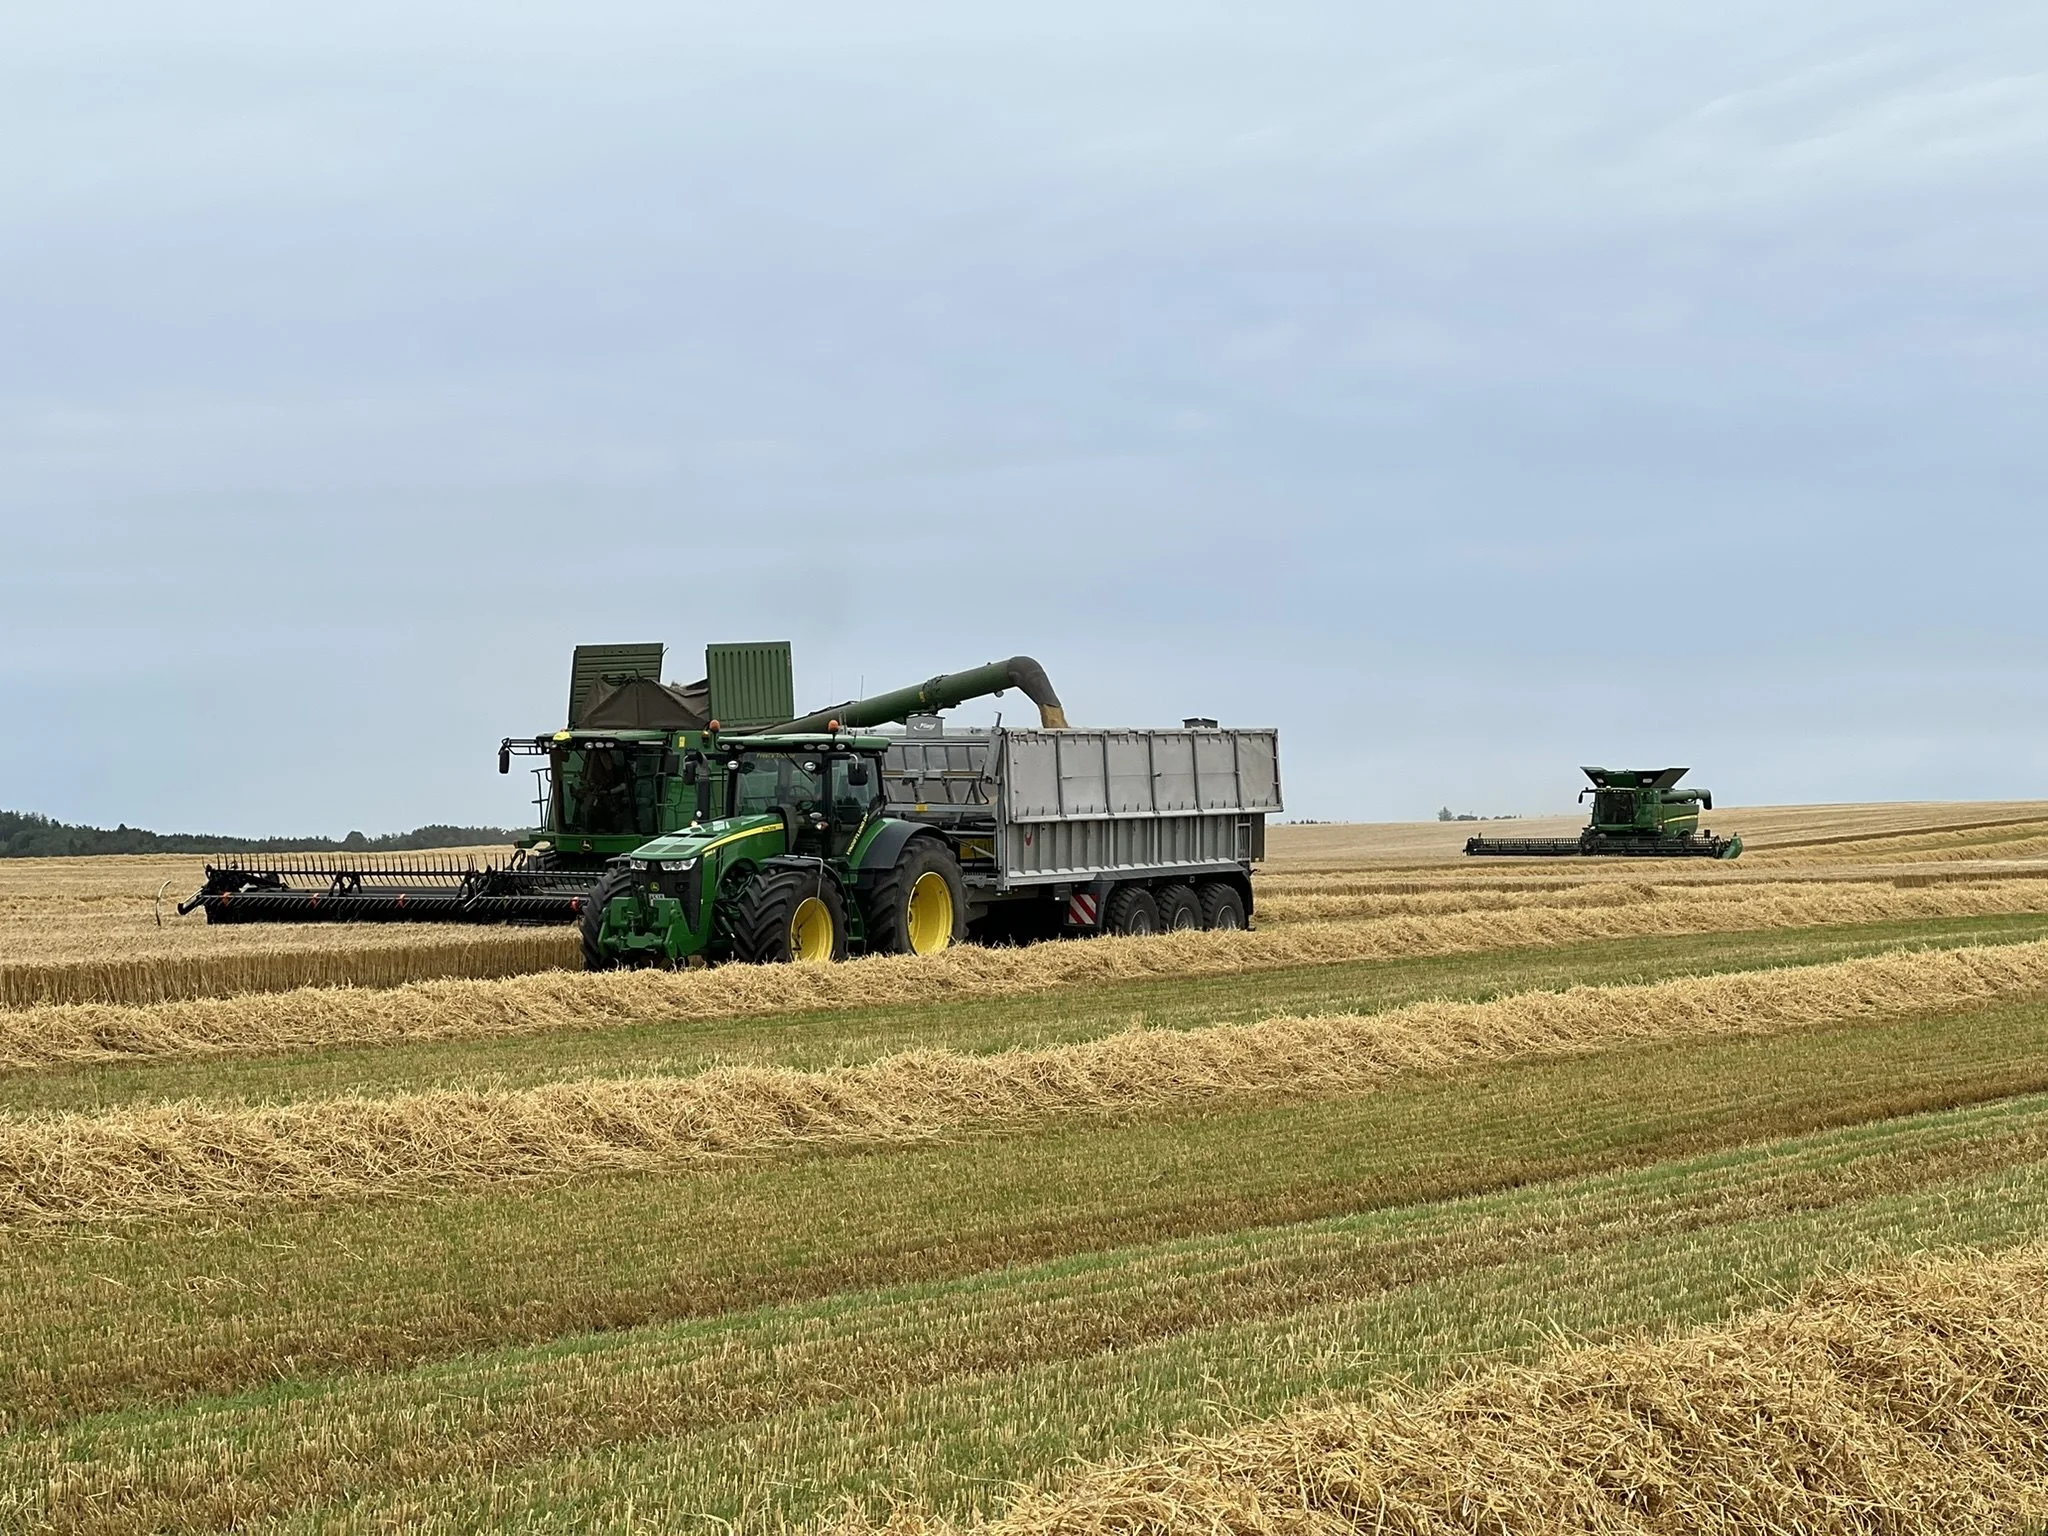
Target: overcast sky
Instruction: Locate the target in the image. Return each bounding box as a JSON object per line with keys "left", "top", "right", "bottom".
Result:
{"left": 4, "top": 2, "right": 2045, "bottom": 832}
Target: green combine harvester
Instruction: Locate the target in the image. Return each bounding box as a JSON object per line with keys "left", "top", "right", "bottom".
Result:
{"left": 1464, "top": 767, "right": 1742, "bottom": 859}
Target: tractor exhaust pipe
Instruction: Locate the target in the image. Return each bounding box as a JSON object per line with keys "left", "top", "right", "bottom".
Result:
{"left": 776, "top": 656, "right": 1068, "bottom": 733}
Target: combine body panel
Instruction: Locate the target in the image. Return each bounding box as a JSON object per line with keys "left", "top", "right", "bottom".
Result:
{"left": 1465, "top": 766, "right": 1741, "bottom": 860}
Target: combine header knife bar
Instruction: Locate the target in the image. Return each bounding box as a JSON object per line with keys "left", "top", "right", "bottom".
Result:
{"left": 178, "top": 851, "right": 595, "bottom": 924}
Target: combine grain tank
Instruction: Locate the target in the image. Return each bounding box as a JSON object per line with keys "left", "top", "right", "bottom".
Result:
{"left": 1464, "top": 767, "right": 1741, "bottom": 859}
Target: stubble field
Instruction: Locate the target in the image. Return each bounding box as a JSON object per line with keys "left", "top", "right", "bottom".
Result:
{"left": 6, "top": 801, "right": 2048, "bottom": 1532}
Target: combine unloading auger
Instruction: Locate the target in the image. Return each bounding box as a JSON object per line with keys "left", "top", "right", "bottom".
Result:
{"left": 1464, "top": 767, "right": 1742, "bottom": 859}
{"left": 772, "top": 656, "right": 1068, "bottom": 733}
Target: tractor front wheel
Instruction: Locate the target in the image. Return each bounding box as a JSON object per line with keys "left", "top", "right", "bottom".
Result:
{"left": 862, "top": 839, "right": 966, "bottom": 957}
{"left": 579, "top": 867, "right": 638, "bottom": 971}
{"left": 732, "top": 867, "right": 850, "bottom": 965}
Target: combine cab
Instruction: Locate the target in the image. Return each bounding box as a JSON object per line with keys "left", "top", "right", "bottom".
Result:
{"left": 1464, "top": 767, "right": 1741, "bottom": 860}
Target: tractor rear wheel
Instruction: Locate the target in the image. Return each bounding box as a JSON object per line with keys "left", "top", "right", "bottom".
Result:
{"left": 862, "top": 839, "right": 966, "bottom": 956}
{"left": 1155, "top": 883, "right": 1202, "bottom": 931}
{"left": 1196, "top": 880, "right": 1247, "bottom": 931}
{"left": 731, "top": 867, "right": 850, "bottom": 965}
{"left": 1103, "top": 885, "right": 1160, "bottom": 936}
{"left": 579, "top": 867, "right": 638, "bottom": 971}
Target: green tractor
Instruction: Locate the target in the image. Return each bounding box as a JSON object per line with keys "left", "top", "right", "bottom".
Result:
{"left": 581, "top": 729, "right": 966, "bottom": 967}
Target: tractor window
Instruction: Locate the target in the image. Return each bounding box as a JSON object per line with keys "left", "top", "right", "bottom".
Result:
{"left": 830, "top": 756, "right": 883, "bottom": 824}
{"left": 732, "top": 754, "right": 824, "bottom": 818}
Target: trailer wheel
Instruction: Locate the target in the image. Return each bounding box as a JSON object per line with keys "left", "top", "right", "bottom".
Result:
{"left": 579, "top": 867, "right": 638, "bottom": 971}
{"left": 861, "top": 838, "right": 966, "bottom": 956}
{"left": 1103, "top": 885, "right": 1160, "bottom": 936}
{"left": 732, "top": 867, "right": 850, "bottom": 965}
{"left": 1155, "top": 884, "right": 1202, "bottom": 932}
{"left": 1196, "top": 881, "right": 1247, "bottom": 931}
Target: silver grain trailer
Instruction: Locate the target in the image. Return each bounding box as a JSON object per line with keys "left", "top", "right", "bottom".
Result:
{"left": 884, "top": 721, "right": 1282, "bottom": 937}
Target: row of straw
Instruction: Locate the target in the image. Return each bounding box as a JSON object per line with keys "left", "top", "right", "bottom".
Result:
{"left": 7, "top": 938, "right": 2048, "bottom": 1226}
{"left": 0, "top": 928, "right": 580, "bottom": 1010}
{"left": 6, "top": 878, "right": 2048, "bottom": 1073}
{"left": 839, "top": 1240, "right": 2048, "bottom": 1536}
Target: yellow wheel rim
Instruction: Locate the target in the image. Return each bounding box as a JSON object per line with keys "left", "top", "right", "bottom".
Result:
{"left": 789, "top": 895, "right": 835, "bottom": 963}
{"left": 905, "top": 870, "right": 955, "bottom": 955}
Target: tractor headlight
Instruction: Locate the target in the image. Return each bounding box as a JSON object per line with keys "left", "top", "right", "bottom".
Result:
{"left": 627, "top": 859, "right": 652, "bottom": 872}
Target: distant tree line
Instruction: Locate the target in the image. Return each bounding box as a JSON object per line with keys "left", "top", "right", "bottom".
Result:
{"left": 0, "top": 810, "right": 530, "bottom": 859}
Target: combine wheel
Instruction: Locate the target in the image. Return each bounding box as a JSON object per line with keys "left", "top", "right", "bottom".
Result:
{"left": 579, "top": 867, "right": 638, "bottom": 971}
{"left": 1103, "top": 885, "right": 1160, "bottom": 937}
{"left": 861, "top": 839, "right": 966, "bottom": 957}
{"left": 1196, "top": 881, "right": 1247, "bottom": 931}
{"left": 732, "top": 867, "right": 850, "bottom": 965}
{"left": 1154, "top": 883, "right": 1202, "bottom": 932}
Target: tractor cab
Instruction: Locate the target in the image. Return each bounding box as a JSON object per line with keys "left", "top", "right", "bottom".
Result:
{"left": 685, "top": 733, "right": 890, "bottom": 858}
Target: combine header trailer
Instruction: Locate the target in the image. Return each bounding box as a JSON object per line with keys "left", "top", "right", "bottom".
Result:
{"left": 1464, "top": 767, "right": 1741, "bottom": 860}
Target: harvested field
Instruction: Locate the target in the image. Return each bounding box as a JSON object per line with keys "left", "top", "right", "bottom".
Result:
{"left": 858, "top": 1241, "right": 2048, "bottom": 1536}
{"left": 6, "top": 803, "right": 2048, "bottom": 1530}
{"left": 1265, "top": 798, "right": 2048, "bottom": 869}
{"left": 9, "top": 938, "right": 2048, "bottom": 1225}
{"left": 7, "top": 878, "right": 2048, "bottom": 1071}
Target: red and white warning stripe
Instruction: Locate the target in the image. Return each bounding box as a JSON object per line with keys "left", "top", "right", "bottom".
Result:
{"left": 1066, "top": 892, "right": 1100, "bottom": 927}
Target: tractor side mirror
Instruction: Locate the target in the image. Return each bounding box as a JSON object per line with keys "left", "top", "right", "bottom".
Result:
{"left": 847, "top": 761, "right": 870, "bottom": 786}
{"left": 498, "top": 747, "right": 511, "bottom": 775}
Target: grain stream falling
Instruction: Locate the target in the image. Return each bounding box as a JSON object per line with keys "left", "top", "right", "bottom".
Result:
{"left": 8, "top": 938, "right": 2048, "bottom": 1225}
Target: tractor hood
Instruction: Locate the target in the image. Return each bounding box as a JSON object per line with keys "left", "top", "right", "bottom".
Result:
{"left": 628, "top": 814, "right": 784, "bottom": 865}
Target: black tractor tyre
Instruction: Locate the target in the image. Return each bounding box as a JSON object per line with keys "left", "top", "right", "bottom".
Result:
{"left": 1103, "top": 884, "right": 1161, "bottom": 937}
{"left": 731, "top": 866, "right": 850, "bottom": 965}
{"left": 1196, "top": 880, "right": 1248, "bottom": 932}
{"left": 579, "top": 867, "right": 639, "bottom": 971}
{"left": 1155, "top": 883, "right": 1202, "bottom": 932}
{"left": 860, "top": 838, "right": 967, "bottom": 956}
